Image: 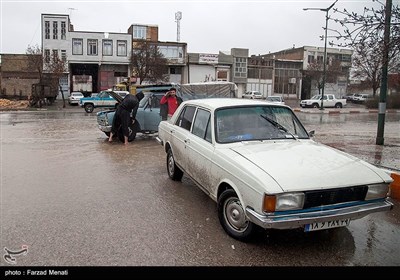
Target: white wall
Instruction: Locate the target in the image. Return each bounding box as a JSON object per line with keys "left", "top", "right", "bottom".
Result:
{"left": 188, "top": 64, "right": 216, "bottom": 83}
{"left": 247, "top": 78, "right": 273, "bottom": 98}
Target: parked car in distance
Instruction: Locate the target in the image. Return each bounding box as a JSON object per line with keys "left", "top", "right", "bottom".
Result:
{"left": 156, "top": 98, "right": 393, "bottom": 241}
{"left": 352, "top": 93, "right": 372, "bottom": 103}
{"left": 68, "top": 92, "right": 84, "bottom": 105}
{"left": 266, "top": 96, "right": 285, "bottom": 105}
{"left": 242, "top": 91, "right": 263, "bottom": 99}
{"left": 300, "top": 94, "right": 346, "bottom": 108}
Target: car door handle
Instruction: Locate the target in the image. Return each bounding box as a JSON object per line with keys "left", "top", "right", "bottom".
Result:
{"left": 184, "top": 139, "right": 190, "bottom": 144}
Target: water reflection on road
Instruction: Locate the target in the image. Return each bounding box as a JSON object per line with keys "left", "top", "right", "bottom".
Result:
{"left": 296, "top": 112, "right": 400, "bottom": 170}
{"left": 1, "top": 111, "right": 399, "bottom": 266}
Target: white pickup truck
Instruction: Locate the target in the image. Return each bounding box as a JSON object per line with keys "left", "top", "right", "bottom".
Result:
{"left": 300, "top": 94, "right": 347, "bottom": 108}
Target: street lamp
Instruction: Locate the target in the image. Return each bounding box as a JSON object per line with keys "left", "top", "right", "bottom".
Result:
{"left": 303, "top": 0, "right": 338, "bottom": 110}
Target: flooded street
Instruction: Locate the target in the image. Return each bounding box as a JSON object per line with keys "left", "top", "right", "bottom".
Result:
{"left": 1, "top": 110, "right": 400, "bottom": 266}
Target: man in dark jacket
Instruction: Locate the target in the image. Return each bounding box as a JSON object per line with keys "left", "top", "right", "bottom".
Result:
{"left": 108, "top": 91, "right": 144, "bottom": 144}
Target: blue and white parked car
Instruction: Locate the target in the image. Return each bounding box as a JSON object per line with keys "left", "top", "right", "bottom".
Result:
{"left": 80, "top": 90, "right": 129, "bottom": 113}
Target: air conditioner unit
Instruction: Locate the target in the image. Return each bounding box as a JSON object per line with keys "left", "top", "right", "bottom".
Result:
{"left": 289, "top": 78, "right": 296, "bottom": 84}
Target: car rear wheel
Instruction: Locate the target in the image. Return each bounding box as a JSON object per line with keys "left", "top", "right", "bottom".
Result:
{"left": 84, "top": 103, "right": 94, "bottom": 113}
{"left": 218, "top": 189, "right": 256, "bottom": 241}
{"left": 167, "top": 149, "right": 183, "bottom": 181}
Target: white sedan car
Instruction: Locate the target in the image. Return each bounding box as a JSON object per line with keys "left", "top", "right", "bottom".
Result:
{"left": 242, "top": 91, "right": 263, "bottom": 99}
{"left": 68, "top": 92, "right": 84, "bottom": 105}
{"left": 156, "top": 99, "right": 393, "bottom": 241}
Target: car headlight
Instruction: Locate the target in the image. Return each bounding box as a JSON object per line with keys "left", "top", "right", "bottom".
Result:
{"left": 365, "top": 183, "right": 389, "bottom": 200}
{"left": 263, "top": 192, "right": 305, "bottom": 212}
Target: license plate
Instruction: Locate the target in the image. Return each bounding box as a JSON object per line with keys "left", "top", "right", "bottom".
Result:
{"left": 304, "top": 218, "right": 350, "bottom": 232}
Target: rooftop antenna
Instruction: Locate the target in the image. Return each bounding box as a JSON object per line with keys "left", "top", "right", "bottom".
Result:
{"left": 68, "top": 8, "right": 77, "bottom": 18}
{"left": 175, "top": 11, "right": 182, "bottom": 42}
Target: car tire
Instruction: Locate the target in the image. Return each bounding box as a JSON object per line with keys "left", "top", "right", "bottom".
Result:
{"left": 335, "top": 103, "right": 343, "bottom": 108}
{"left": 312, "top": 103, "right": 319, "bottom": 108}
{"left": 117, "top": 120, "right": 139, "bottom": 143}
{"left": 167, "top": 149, "right": 183, "bottom": 181}
{"left": 218, "top": 189, "right": 256, "bottom": 241}
{"left": 84, "top": 104, "right": 94, "bottom": 113}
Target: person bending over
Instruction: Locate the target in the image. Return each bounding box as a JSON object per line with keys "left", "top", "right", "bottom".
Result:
{"left": 108, "top": 91, "right": 144, "bottom": 144}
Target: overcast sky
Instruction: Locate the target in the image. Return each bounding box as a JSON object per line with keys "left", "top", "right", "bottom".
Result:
{"left": 0, "top": 0, "right": 393, "bottom": 56}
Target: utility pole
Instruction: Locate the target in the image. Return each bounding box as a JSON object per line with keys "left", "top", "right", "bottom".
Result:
{"left": 303, "top": 0, "right": 338, "bottom": 110}
{"left": 376, "top": 0, "right": 392, "bottom": 145}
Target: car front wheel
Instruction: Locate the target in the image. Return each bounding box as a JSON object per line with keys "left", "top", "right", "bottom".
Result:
{"left": 218, "top": 189, "right": 256, "bottom": 241}
{"left": 167, "top": 149, "right": 183, "bottom": 181}
{"left": 117, "top": 120, "right": 139, "bottom": 142}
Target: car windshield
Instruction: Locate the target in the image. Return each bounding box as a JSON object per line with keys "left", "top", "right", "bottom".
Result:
{"left": 267, "top": 97, "right": 281, "bottom": 102}
{"left": 215, "top": 105, "right": 309, "bottom": 143}
{"left": 98, "top": 91, "right": 111, "bottom": 98}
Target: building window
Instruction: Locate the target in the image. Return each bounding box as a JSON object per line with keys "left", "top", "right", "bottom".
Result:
{"left": 317, "top": 56, "right": 323, "bottom": 63}
{"left": 72, "top": 38, "right": 83, "bottom": 55}
{"left": 217, "top": 71, "right": 228, "bottom": 81}
{"left": 61, "top": 21, "right": 66, "bottom": 40}
{"left": 61, "top": 50, "right": 67, "bottom": 62}
{"left": 170, "top": 67, "right": 182, "bottom": 74}
{"left": 45, "top": 21, "right": 50, "bottom": 39}
{"left": 159, "top": 46, "right": 183, "bottom": 62}
{"left": 234, "top": 57, "right": 247, "bottom": 78}
{"left": 341, "top": 54, "right": 351, "bottom": 62}
{"left": 307, "top": 55, "right": 314, "bottom": 64}
{"left": 52, "top": 50, "right": 58, "bottom": 62}
{"left": 53, "top": 21, "right": 58, "bottom": 39}
{"left": 133, "top": 26, "right": 147, "bottom": 39}
{"left": 117, "top": 40, "right": 127, "bottom": 56}
{"left": 87, "top": 39, "right": 98, "bottom": 55}
{"left": 103, "top": 40, "right": 113, "bottom": 56}
{"left": 44, "top": 49, "right": 50, "bottom": 63}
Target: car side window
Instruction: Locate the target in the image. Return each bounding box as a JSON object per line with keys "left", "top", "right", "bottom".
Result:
{"left": 151, "top": 94, "right": 161, "bottom": 108}
{"left": 192, "top": 108, "right": 211, "bottom": 142}
{"left": 176, "top": 106, "right": 196, "bottom": 131}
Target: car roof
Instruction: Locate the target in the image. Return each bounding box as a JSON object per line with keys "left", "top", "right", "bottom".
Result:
{"left": 181, "top": 98, "right": 288, "bottom": 110}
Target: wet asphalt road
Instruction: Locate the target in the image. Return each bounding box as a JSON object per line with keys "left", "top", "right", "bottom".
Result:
{"left": 1, "top": 110, "right": 399, "bottom": 266}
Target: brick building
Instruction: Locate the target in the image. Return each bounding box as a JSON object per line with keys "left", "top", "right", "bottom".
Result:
{"left": 0, "top": 54, "right": 40, "bottom": 99}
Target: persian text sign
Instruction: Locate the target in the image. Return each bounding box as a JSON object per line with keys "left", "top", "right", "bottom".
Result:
{"left": 199, "top": 54, "right": 218, "bottom": 64}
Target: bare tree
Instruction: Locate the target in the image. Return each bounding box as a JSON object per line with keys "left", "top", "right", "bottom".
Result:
{"left": 26, "top": 45, "right": 44, "bottom": 81}
{"left": 330, "top": 0, "right": 400, "bottom": 94}
{"left": 129, "top": 40, "right": 169, "bottom": 84}
{"left": 304, "top": 59, "right": 343, "bottom": 95}
{"left": 26, "top": 44, "right": 67, "bottom": 107}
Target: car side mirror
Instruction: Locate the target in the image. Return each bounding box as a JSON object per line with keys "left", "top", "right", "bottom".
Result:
{"left": 308, "top": 130, "right": 315, "bottom": 137}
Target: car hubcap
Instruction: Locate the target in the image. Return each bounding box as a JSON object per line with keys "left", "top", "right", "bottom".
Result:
{"left": 224, "top": 197, "right": 248, "bottom": 232}
{"left": 168, "top": 154, "right": 174, "bottom": 175}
